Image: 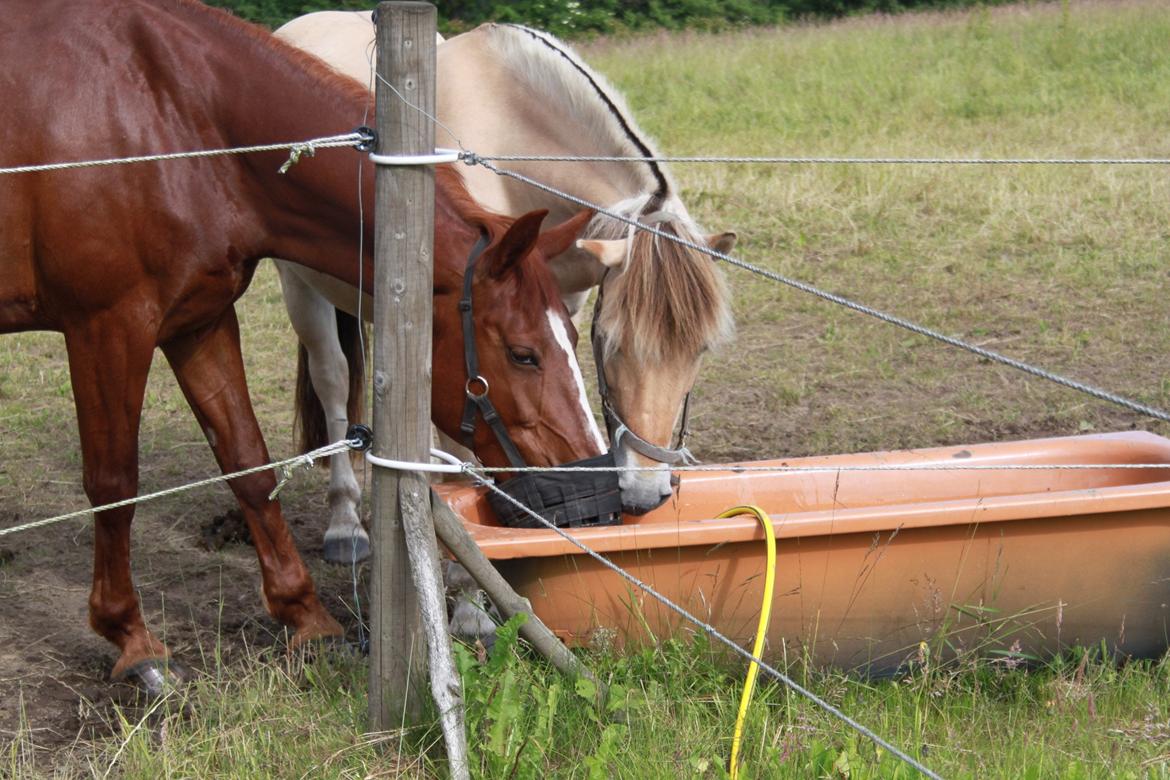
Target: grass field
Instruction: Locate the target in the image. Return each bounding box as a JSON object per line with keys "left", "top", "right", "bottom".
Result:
{"left": 5, "top": 1, "right": 1170, "bottom": 777}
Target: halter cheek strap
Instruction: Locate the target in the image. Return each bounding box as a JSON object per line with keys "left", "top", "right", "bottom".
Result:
{"left": 590, "top": 272, "right": 698, "bottom": 467}
{"left": 459, "top": 231, "right": 528, "bottom": 469}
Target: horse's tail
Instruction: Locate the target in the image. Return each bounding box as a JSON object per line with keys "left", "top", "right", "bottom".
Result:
{"left": 293, "top": 309, "right": 367, "bottom": 461}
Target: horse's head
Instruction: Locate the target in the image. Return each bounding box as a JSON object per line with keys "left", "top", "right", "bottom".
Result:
{"left": 432, "top": 206, "right": 607, "bottom": 471}
{"left": 576, "top": 214, "right": 736, "bottom": 514}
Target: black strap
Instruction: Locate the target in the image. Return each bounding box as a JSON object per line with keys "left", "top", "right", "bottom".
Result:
{"left": 459, "top": 232, "right": 528, "bottom": 469}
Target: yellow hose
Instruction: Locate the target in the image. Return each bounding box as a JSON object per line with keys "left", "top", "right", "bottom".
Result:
{"left": 716, "top": 504, "right": 777, "bottom": 780}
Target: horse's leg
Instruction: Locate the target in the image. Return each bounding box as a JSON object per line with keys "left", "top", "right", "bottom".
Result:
{"left": 276, "top": 262, "right": 368, "bottom": 564}
{"left": 62, "top": 318, "right": 172, "bottom": 684}
{"left": 161, "top": 307, "right": 343, "bottom": 646}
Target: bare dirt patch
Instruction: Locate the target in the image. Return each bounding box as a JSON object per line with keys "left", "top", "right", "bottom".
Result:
{"left": 0, "top": 274, "right": 372, "bottom": 770}
{"left": 0, "top": 461, "right": 366, "bottom": 766}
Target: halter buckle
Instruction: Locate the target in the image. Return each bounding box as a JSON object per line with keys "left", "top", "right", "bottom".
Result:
{"left": 465, "top": 375, "right": 489, "bottom": 400}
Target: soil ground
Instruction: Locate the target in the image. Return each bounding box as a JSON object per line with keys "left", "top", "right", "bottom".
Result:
{"left": 0, "top": 273, "right": 372, "bottom": 764}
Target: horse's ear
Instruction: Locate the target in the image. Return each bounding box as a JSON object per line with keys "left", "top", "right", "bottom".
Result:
{"left": 706, "top": 231, "right": 737, "bottom": 255}
{"left": 486, "top": 209, "right": 548, "bottom": 279}
{"left": 534, "top": 209, "right": 594, "bottom": 262}
{"left": 575, "top": 238, "right": 626, "bottom": 269}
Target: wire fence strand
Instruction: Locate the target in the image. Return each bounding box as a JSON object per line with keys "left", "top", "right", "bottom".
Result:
{"left": 0, "top": 439, "right": 357, "bottom": 538}
{"left": 463, "top": 154, "right": 1170, "bottom": 426}
{"left": 469, "top": 461, "right": 1170, "bottom": 474}
{"left": 476, "top": 153, "right": 1170, "bottom": 165}
{"left": 468, "top": 471, "right": 944, "bottom": 780}
{"left": 0, "top": 131, "right": 371, "bottom": 176}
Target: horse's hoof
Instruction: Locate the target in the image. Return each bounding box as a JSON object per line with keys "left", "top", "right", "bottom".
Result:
{"left": 115, "top": 658, "right": 190, "bottom": 698}
{"left": 323, "top": 532, "right": 371, "bottom": 565}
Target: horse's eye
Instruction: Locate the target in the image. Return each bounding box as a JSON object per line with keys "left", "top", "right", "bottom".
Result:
{"left": 507, "top": 346, "right": 540, "bottom": 368}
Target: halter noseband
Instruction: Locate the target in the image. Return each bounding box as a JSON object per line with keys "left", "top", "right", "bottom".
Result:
{"left": 458, "top": 231, "right": 528, "bottom": 469}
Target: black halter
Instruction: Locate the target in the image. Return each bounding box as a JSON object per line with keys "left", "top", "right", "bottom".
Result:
{"left": 458, "top": 231, "right": 528, "bottom": 469}
{"left": 590, "top": 272, "right": 697, "bottom": 467}
{"left": 461, "top": 230, "right": 623, "bottom": 528}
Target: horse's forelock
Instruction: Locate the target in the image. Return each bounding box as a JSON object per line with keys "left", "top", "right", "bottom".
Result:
{"left": 593, "top": 207, "right": 733, "bottom": 365}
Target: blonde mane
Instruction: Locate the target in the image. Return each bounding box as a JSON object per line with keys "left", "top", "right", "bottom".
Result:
{"left": 588, "top": 198, "right": 733, "bottom": 364}
{"left": 485, "top": 24, "right": 733, "bottom": 363}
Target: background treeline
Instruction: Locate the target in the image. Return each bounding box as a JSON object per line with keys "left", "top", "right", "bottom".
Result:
{"left": 208, "top": 0, "right": 1009, "bottom": 37}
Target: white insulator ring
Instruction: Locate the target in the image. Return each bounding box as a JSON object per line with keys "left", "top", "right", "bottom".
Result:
{"left": 365, "top": 447, "right": 468, "bottom": 474}
{"left": 368, "top": 148, "right": 460, "bottom": 166}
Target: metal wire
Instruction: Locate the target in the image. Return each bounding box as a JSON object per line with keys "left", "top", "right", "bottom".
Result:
{"left": 469, "top": 461, "right": 1170, "bottom": 474}
{"left": 0, "top": 439, "right": 359, "bottom": 538}
{"left": 0, "top": 132, "right": 370, "bottom": 176}
{"left": 469, "top": 472, "right": 944, "bottom": 780}
{"left": 476, "top": 153, "right": 1170, "bottom": 166}
{"left": 462, "top": 155, "right": 1170, "bottom": 426}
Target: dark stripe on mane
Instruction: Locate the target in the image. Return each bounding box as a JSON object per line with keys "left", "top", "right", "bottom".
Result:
{"left": 503, "top": 24, "right": 670, "bottom": 202}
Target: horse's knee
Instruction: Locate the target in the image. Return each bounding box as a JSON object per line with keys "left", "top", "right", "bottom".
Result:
{"left": 307, "top": 352, "right": 348, "bottom": 398}
{"left": 81, "top": 466, "right": 136, "bottom": 509}
{"left": 227, "top": 472, "right": 280, "bottom": 513}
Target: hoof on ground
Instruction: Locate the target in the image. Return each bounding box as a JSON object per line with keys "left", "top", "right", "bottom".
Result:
{"left": 115, "top": 658, "right": 190, "bottom": 698}
{"left": 323, "top": 531, "right": 371, "bottom": 565}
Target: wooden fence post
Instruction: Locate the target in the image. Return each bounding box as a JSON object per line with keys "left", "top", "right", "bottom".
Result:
{"left": 368, "top": 0, "right": 435, "bottom": 732}
{"left": 370, "top": 8, "right": 468, "bottom": 771}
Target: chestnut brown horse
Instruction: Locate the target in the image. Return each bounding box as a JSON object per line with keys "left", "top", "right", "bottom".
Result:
{"left": 0, "top": 0, "right": 603, "bottom": 688}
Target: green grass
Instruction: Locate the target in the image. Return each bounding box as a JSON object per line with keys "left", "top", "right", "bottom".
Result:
{"left": 8, "top": 1, "right": 1170, "bottom": 777}
{"left": 21, "top": 621, "right": 1170, "bottom": 778}
{"left": 578, "top": 0, "right": 1170, "bottom": 460}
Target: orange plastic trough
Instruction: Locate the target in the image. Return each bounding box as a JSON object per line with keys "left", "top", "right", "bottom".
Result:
{"left": 434, "top": 431, "right": 1170, "bottom": 672}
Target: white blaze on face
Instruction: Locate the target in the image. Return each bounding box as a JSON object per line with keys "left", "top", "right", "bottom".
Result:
{"left": 547, "top": 309, "right": 607, "bottom": 452}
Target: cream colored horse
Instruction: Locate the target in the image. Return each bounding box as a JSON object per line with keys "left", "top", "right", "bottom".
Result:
{"left": 275, "top": 13, "right": 735, "bottom": 562}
